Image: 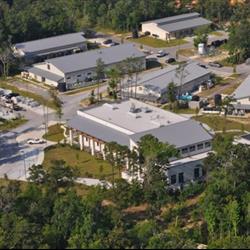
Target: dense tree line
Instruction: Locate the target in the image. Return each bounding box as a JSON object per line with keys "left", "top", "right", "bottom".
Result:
{"left": 0, "top": 134, "right": 249, "bottom": 249}
{"left": 0, "top": 0, "right": 244, "bottom": 45}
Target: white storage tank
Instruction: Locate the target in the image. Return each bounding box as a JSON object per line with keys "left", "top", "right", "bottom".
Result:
{"left": 198, "top": 43, "right": 206, "bottom": 55}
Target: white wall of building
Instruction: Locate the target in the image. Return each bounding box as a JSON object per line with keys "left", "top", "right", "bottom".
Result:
{"left": 166, "top": 159, "right": 204, "bottom": 187}
{"left": 35, "top": 63, "right": 65, "bottom": 77}
{"left": 141, "top": 23, "right": 170, "bottom": 40}
{"left": 236, "top": 97, "right": 250, "bottom": 105}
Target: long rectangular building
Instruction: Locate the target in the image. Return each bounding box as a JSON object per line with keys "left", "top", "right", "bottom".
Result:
{"left": 25, "top": 44, "right": 146, "bottom": 91}
{"left": 13, "top": 32, "right": 88, "bottom": 63}
{"left": 67, "top": 99, "right": 213, "bottom": 187}
{"left": 141, "top": 12, "right": 211, "bottom": 40}
{"left": 232, "top": 75, "right": 250, "bottom": 113}
{"left": 122, "top": 62, "right": 211, "bottom": 103}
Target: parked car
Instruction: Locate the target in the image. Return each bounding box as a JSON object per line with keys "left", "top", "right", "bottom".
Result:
{"left": 13, "top": 105, "right": 23, "bottom": 111}
{"left": 125, "top": 35, "right": 133, "bottom": 40}
{"left": 27, "top": 138, "right": 46, "bottom": 145}
{"left": 102, "top": 39, "right": 113, "bottom": 45}
{"left": 165, "top": 58, "right": 176, "bottom": 64}
{"left": 208, "top": 61, "right": 223, "bottom": 68}
{"left": 156, "top": 50, "right": 168, "bottom": 57}
{"left": 198, "top": 63, "right": 208, "bottom": 69}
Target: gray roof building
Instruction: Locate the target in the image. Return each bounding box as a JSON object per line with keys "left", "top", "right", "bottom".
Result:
{"left": 141, "top": 12, "right": 211, "bottom": 40}
{"left": 14, "top": 32, "right": 87, "bottom": 57}
{"left": 45, "top": 44, "right": 145, "bottom": 74}
{"left": 68, "top": 115, "right": 131, "bottom": 146}
{"left": 136, "top": 63, "right": 211, "bottom": 92}
{"left": 67, "top": 99, "right": 213, "bottom": 150}
{"left": 159, "top": 17, "right": 211, "bottom": 33}
{"left": 130, "top": 119, "right": 213, "bottom": 149}
{"left": 233, "top": 75, "right": 250, "bottom": 100}
{"left": 141, "top": 12, "right": 211, "bottom": 32}
{"left": 141, "top": 12, "right": 200, "bottom": 24}
{"left": 27, "top": 66, "right": 64, "bottom": 82}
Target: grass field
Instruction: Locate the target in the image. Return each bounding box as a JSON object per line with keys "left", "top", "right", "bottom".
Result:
{"left": 65, "top": 82, "right": 106, "bottom": 96}
{"left": 0, "top": 81, "right": 57, "bottom": 110}
{"left": 162, "top": 105, "right": 196, "bottom": 114}
{"left": 130, "top": 37, "right": 187, "bottom": 48}
{"left": 193, "top": 115, "right": 250, "bottom": 132}
{"left": 210, "top": 31, "right": 224, "bottom": 37}
{"left": 43, "top": 145, "right": 120, "bottom": 181}
{"left": 0, "top": 118, "right": 27, "bottom": 132}
{"left": 221, "top": 82, "right": 241, "bottom": 95}
{"left": 43, "top": 124, "right": 65, "bottom": 142}
{"left": 178, "top": 48, "right": 196, "bottom": 57}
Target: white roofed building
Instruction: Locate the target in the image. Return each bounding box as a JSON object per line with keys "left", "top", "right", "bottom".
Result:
{"left": 67, "top": 99, "right": 213, "bottom": 187}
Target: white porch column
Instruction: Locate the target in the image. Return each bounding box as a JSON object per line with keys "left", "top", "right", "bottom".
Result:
{"left": 69, "top": 129, "right": 73, "bottom": 146}
{"left": 101, "top": 143, "right": 106, "bottom": 160}
{"left": 90, "top": 138, "right": 95, "bottom": 156}
{"left": 79, "top": 134, "right": 83, "bottom": 151}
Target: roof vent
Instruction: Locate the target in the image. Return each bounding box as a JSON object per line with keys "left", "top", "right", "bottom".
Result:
{"left": 144, "top": 107, "right": 152, "bottom": 113}
{"left": 103, "top": 103, "right": 118, "bottom": 110}
{"left": 129, "top": 103, "right": 136, "bottom": 113}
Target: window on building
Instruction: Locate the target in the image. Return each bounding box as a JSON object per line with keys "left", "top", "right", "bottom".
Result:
{"left": 194, "top": 168, "right": 200, "bottom": 179}
{"left": 77, "top": 74, "right": 81, "bottom": 78}
{"left": 170, "top": 175, "right": 176, "bottom": 185}
{"left": 202, "top": 168, "right": 206, "bottom": 177}
{"left": 66, "top": 76, "right": 71, "bottom": 80}
{"left": 87, "top": 72, "right": 92, "bottom": 76}
{"left": 205, "top": 142, "right": 211, "bottom": 148}
{"left": 182, "top": 148, "right": 188, "bottom": 154}
{"left": 197, "top": 143, "right": 204, "bottom": 150}
{"left": 189, "top": 145, "right": 196, "bottom": 152}
{"left": 96, "top": 142, "right": 99, "bottom": 147}
{"left": 178, "top": 173, "right": 184, "bottom": 184}
{"left": 47, "top": 64, "right": 50, "bottom": 70}
{"left": 85, "top": 138, "right": 89, "bottom": 142}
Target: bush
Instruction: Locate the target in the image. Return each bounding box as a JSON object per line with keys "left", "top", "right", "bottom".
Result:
{"left": 179, "top": 183, "right": 205, "bottom": 201}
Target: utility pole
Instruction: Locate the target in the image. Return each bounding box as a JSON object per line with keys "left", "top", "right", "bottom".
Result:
{"left": 21, "top": 150, "right": 27, "bottom": 179}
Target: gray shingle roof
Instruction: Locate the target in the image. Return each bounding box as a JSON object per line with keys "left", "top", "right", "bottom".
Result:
{"left": 46, "top": 44, "right": 145, "bottom": 74}
{"left": 137, "top": 62, "right": 210, "bottom": 92}
{"left": 159, "top": 17, "right": 211, "bottom": 32}
{"left": 27, "top": 66, "right": 63, "bottom": 82}
{"left": 67, "top": 115, "right": 131, "bottom": 146}
{"left": 141, "top": 12, "right": 200, "bottom": 25}
{"left": 130, "top": 119, "right": 213, "bottom": 148}
{"left": 14, "top": 32, "right": 86, "bottom": 54}
{"left": 233, "top": 75, "right": 250, "bottom": 100}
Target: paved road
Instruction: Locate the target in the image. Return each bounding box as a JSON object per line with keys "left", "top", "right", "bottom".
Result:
{"left": 8, "top": 79, "right": 52, "bottom": 100}
{"left": 0, "top": 84, "right": 107, "bottom": 180}
{"left": 60, "top": 84, "right": 107, "bottom": 120}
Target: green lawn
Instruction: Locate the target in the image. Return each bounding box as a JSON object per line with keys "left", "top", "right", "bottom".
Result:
{"left": 193, "top": 115, "right": 250, "bottom": 132}
{"left": 162, "top": 105, "right": 196, "bottom": 114}
{"left": 210, "top": 31, "right": 224, "bottom": 37}
{"left": 0, "top": 81, "right": 57, "bottom": 110}
{"left": 65, "top": 82, "right": 106, "bottom": 96}
{"left": 130, "top": 37, "right": 187, "bottom": 48}
{"left": 0, "top": 118, "right": 27, "bottom": 132}
{"left": 43, "top": 145, "right": 120, "bottom": 181}
{"left": 178, "top": 48, "right": 196, "bottom": 57}
{"left": 43, "top": 124, "right": 65, "bottom": 142}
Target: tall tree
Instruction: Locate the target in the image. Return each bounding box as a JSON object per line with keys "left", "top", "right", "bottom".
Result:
{"left": 95, "top": 58, "right": 105, "bottom": 101}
